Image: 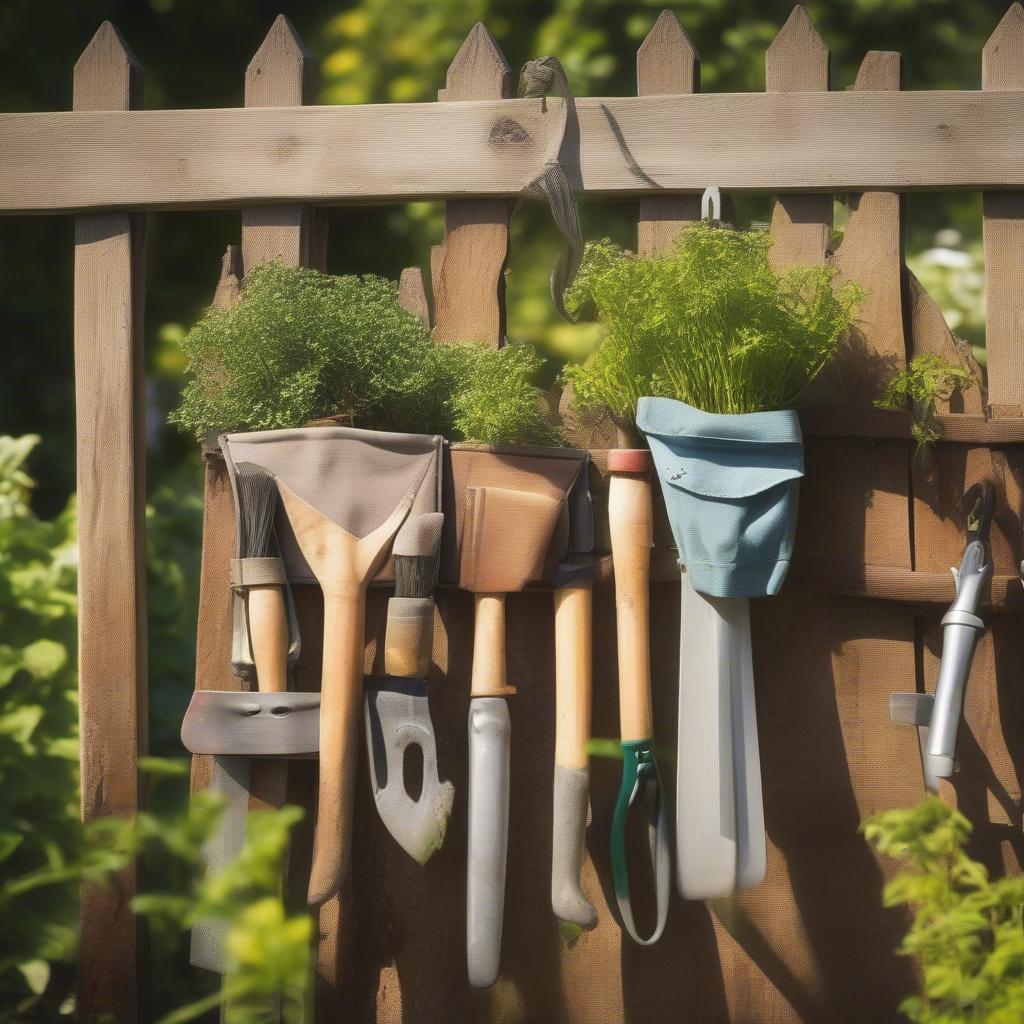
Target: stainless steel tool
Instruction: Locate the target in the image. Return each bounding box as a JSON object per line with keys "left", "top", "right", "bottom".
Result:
{"left": 891, "top": 482, "right": 993, "bottom": 791}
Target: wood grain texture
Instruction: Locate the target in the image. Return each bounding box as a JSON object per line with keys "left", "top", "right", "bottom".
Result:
{"left": 906, "top": 270, "right": 985, "bottom": 415}
{"left": 242, "top": 15, "right": 325, "bottom": 273}
{"left": 553, "top": 585, "right": 593, "bottom": 770}
{"left": 608, "top": 472, "right": 654, "bottom": 742}
{"left": 9, "top": 90, "right": 1024, "bottom": 213}
{"left": 983, "top": 2, "right": 1024, "bottom": 416}
{"left": 398, "top": 266, "right": 432, "bottom": 326}
{"left": 767, "top": 5, "right": 832, "bottom": 268}
{"left": 73, "top": 22, "right": 147, "bottom": 1024}
{"left": 819, "top": 52, "right": 905, "bottom": 405}
{"left": 432, "top": 23, "right": 510, "bottom": 345}
{"left": 470, "top": 593, "right": 514, "bottom": 696}
{"left": 637, "top": 10, "right": 701, "bottom": 257}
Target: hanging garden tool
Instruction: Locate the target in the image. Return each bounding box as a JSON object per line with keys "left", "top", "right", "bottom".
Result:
{"left": 219, "top": 426, "right": 443, "bottom": 906}
{"left": 443, "top": 444, "right": 588, "bottom": 987}
{"left": 364, "top": 511, "right": 455, "bottom": 863}
{"left": 607, "top": 444, "right": 671, "bottom": 944}
{"left": 183, "top": 453, "right": 304, "bottom": 974}
{"left": 564, "top": 192, "right": 861, "bottom": 901}
{"left": 550, "top": 465, "right": 597, "bottom": 933}
{"left": 639, "top": 399, "right": 803, "bottom": 896}
{"left": 891, "top": 482, "right": 993, "bottom": 791}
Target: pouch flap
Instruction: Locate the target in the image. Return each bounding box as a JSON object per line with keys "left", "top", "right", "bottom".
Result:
{"left": 460, "top": 486, "right": 564, "bottom": 592}
{"left": 221, "top": 426, "right": 443, "bottom": 584}
{"left": 649, "top": 438, "right": 804, "bottom": 501}
{"left": 638, "top": 396, "right": 804, "bottom": 501}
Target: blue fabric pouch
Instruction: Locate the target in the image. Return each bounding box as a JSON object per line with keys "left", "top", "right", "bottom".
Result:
{"left": 636, "top": 396, "right": 804, "bottom": 598}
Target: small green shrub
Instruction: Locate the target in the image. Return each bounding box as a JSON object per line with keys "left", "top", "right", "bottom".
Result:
{"left": 563, "top": 222, "right": 862, "bottom": 420}
{"left": 863, "top": 796, "right": 1024, "bottom": 1023}
{"left": 171, "top": 261, "right": 560, "bottom": 446}
{"left": 875, "top": 353, "right": 974, "bottom": 452}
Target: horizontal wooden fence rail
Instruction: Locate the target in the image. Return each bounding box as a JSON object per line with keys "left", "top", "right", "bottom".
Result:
{"left": 6, "top": 89, "right": 1024, "bottom": 213}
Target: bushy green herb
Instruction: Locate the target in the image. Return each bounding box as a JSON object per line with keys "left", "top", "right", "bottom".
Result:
{"left": 876, "top": 353, "right": 974, "bottom": 452}
{"left": 563, "top": 222, "right": 862, "bottom": 420}
{"left": 171, "top": 261, "right": 560, "bottom": 446}
{"left": 863, "top": 796, "right": 1024, "bottom": 1024}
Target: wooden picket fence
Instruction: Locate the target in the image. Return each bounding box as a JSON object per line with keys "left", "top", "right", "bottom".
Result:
{"left": 3, "top": 4, "right": 1024, "bottom": 1021}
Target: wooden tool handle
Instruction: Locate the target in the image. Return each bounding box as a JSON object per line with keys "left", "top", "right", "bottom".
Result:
{"left": 471, "top": 593, "right": 516, "bottom": 697}
{"left": 608, "top": 465, "right": 654, "bottom": 742}
{"left": 554, "top": 585, "right": 592, "bottom": 769}
{"left": 247, "top": 585, "right": 289, "bottom": 693}
{"left": 307, "top": 584, "right": 365, "bottom": 906}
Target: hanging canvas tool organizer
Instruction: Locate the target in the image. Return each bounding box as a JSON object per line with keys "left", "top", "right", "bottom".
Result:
{"left": 638, "top": 396, "right": 803, "bottom": 900}
{"left": 184, "top": 426, "right": 444, "bottom": 940}
{"left": 441, "top": 443, "right": 592, "bottom": 987}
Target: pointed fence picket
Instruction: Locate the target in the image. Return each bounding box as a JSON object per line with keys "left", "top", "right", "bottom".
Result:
{"left": 6, "top": 4, "right": 1024, "bottom": 1021}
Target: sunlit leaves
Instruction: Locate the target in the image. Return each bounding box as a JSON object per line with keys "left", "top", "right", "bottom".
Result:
{"left": 564, "top": 222, "right": 861, "bottom": 421}
{"left": 171, "top": 261, "right": 560, "bottom": 446}
{"left": 864, "top": 796, "right": 1024, "bottom": 1022}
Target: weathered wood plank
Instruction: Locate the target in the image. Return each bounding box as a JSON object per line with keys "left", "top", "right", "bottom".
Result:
{"left": 398, "top": 266, "right": 432, "bottom": 326}
{"left": 982, "top": 2, "right": 1024, "bottom": 416}
{"left": 73, "top": 21, "right": 147, "bottom": 1024}
{"left": 242, "top": 14, "right": 325, "bottom": 273}
{"left": 5, "top": 89, "right": 1024, "bottom": 213}
{"left": 767, "top": 5, "right": 832, "bottom": 268}
{"left": 637, "top": 10, "right": 701, "bottom": 256}
{"left": 432, "top": 23, "right": 510, "bottom": 345}
{"left": 822, "top": 51, "right": 906, "bottom": 404}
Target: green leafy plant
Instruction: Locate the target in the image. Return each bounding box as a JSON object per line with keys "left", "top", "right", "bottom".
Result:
{"left": 875, "top": 353, "right": 974, "bottom": 452}
{"left": 0, "top": 437, "right": 307, "bottom": 1022}
{"left": 563, "top": 221, "right": 862, "bottom": 421}
{"left": 863, "top": 796, "right": 1024, "bottom": 1024}
{"left": 170, "top": 261, "right": 560, "bottom": 447}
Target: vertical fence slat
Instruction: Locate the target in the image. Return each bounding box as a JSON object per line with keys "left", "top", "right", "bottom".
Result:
{"left": 73, "top": 21, "right": 147, "bottom": 1024}
{"left": 766, "top": 5, "right": 832, "bottom": 267}
{"left": 242, "top": 15, "right": 325, "bottom": 273}
{"left": 982, "top": 2, "right": 1024, "bottom": 417}
{"left": 637, "top": 11, "right": 700, "bottom": 256}
{"left": 826, "top": 51, "right": 906, "bottom": 404}
{"left": 432, "top": 23, "right": 510, "bottom": 345}
{"left": 399, "top": 266, "right": 432, "bottom": 327}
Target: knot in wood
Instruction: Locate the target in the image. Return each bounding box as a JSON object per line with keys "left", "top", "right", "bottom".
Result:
{"left": 489, "top": 116, "right": 531, "bottom": 148}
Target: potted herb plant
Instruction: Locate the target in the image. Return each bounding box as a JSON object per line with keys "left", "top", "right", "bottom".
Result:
{"left": 566, "top": 215, "right": 861, "bottom": 902}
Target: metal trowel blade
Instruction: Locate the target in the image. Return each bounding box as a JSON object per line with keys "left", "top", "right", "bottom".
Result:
{"left": 364, "top": 677, "right": 454, "bottom": 864}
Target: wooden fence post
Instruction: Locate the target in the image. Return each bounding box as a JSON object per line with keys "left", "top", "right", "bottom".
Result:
{"left": 73, "top": 21, "right": 147, "bottom": 1024}
{"left": 242, "top": 14, "right": 326, "bottom": 274}
{"left": 432, "top": 22, "right": 511, "bottom": 345}
{"left": 982, "top": 2, "right": 1024, "bottom": 418}
{"left": 766, "top": 5, "right": 832, "bottom": 267}
{"left": 637, "top": 10, "right": 700, "bottom": 257}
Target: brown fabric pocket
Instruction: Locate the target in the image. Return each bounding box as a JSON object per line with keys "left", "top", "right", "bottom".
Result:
{"left": 460, "top": 486, "right": 564, "bottom": 592}
{"left": 441, "top": 445, "right": 587, "bottom": 589}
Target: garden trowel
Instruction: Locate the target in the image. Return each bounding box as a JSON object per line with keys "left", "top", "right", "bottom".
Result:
{"left": 364, "top": 512, "right": 454, "bottom": 863}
